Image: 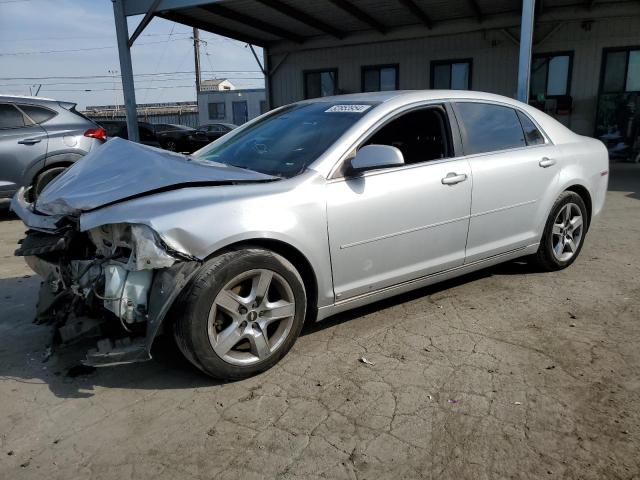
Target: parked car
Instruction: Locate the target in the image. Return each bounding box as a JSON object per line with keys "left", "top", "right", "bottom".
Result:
{"left": 0, "top": 95, "right": 106, "bottom": 200}
{"left": 196, "top": 122, "right": 237, "bottom": 142}
{"left": 97, "top": 120, "right": 161, "bottom": 148}
{"left": 12, "top": 90, "right": 608, "bottom": 379}
{"left": 155, "top": 124, "right": 210, "bottom": 153}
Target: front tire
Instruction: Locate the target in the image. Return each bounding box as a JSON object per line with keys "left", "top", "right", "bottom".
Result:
{"left": 533, "top": 191, "right": 588, "bottom": 271}
{"left": 173, "top": 248, "right": 306, "bottom": 379}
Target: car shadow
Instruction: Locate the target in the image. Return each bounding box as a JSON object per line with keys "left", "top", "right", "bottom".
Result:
{"left": 0, "top": 201, "right": 17, "bottom": 220}
{"left": 301, "top": 258, "right": 540, "bottom": 336}
{"left": 608, "top": 162, "right": 640, "bottom": 201}
{"left": 0, "top": 256, "right": 544, "bottom": 398}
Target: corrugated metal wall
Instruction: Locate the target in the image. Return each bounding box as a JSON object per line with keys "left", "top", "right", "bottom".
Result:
{"left": 270, "top": 16, "right": 640, "bottom": 135}
{"left": 88, "top": 112, "right": 200, "bottom": 128}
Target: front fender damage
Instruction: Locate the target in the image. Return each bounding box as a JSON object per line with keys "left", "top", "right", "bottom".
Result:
{"left": 84, "top": 261, "right": 201, "bottom": 367}
{"left": 14, "top": 205, "right": 203, "bottom": 366}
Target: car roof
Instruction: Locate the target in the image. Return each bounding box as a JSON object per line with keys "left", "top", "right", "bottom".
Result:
{"left": 0, "top": 94, "right": 64, "bottom": 105}
{"left": 301, "top": 89, "right": 527, "bottom": 108}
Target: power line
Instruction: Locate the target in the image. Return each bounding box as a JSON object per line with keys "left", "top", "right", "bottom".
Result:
{"left": 28, "top": 82, "right": 263, "bottom": 93}
{"left": 0, "top": 70, "right": 263, "bottom": 81}
{"left": 0, "top": 38, "right": 191, "bottom": 56}
{"left": 2, "top": 32, "right": 192, "bottom": 43}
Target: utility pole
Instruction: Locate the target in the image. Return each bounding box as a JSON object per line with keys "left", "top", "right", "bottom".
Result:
{"left": 193, "top": 27, "right": 201, "bottom": 94}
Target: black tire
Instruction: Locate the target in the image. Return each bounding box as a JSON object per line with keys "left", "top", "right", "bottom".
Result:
{"left": 33, "top": 166, "right": 67, "bottom": 199}
{"left": 533, "top": 191, "right": 588, "bottom": 271}
{"left": 164, "top": 140, "right": 178, "bottom": 152}
{"left": 173, "top": 248, "right": 307, "bottom": 379}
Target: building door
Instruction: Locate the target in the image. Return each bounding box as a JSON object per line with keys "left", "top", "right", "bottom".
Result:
{"left": 232, "top": 101, "right": 248, "bottom": 125}
{"left": 596, "top": 47, "right": 640, "bottom": 162}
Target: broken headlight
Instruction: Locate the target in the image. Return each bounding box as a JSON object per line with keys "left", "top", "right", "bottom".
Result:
{"left": 87, "top": 223, "right": 178, "bottom": 324}
{"left": 88, "top": 223, "right": 177, "bottom": 271}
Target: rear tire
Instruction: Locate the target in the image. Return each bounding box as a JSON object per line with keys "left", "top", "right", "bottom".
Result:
{"left": 33, "top": 166, "right": 67, "bottom": 199}
{"left": 173, "top": 248, "right": 306, "bottom": 379}
{"left": 164, "top": 140, "right": 178, "bottom": 152}
{"left": 533, "top": 191, "right": 588, "bottom": 271}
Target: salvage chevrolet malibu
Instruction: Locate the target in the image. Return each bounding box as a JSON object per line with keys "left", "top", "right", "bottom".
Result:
{"left": 12, "top": 90, "right": 608, "bottom": 379}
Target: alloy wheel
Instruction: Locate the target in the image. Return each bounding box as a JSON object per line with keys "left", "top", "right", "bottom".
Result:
{"left": 207, "top": 269, "right": 296, "bottom": 366}
{"left": 551, "top": 202, "right": 584, "bottom": 262}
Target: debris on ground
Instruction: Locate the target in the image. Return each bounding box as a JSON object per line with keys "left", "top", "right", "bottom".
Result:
{"left": 359, "top": 356, "right": 375, "bottom": 366}
{"left": 427, "top": 394, "right": 432, "bottom": 400}
{"left": 206, "top": 428, "right": 216, "bottom": 436}
{"left": 448, "top": 399, "right": 460, "bottom": 404}
{"left": 570, "top": 323, "right": 576, "bottom": 327}
{"left": 545, "top": 365, "right": 556, "bottom": 370}
{"left": 514, "top": 401, "right": 522, "bottom": 405}
{"left": 568, "top": 312, "right": 577, "bottom": 319}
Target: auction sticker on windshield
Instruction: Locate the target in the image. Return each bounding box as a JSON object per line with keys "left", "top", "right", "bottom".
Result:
{"left": 325, "top": 104, "right": 372, "bottom": 113}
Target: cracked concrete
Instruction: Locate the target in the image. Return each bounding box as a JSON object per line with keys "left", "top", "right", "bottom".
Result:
{"left": 0, "top": 163, "right": 638, "bottom": 479}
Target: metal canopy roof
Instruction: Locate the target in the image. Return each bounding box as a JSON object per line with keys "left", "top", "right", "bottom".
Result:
{"left": 130, "top": 0, "right": 627, "bottom": 47}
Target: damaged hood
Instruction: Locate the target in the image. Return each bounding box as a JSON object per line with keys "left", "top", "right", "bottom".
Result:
{"left": 36, "top": 137, "right": 277, "bottom": 216}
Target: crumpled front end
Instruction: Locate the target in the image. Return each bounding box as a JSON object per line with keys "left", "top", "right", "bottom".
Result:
{"left": 12, "top": 187, "right": 201, "bottom": 366}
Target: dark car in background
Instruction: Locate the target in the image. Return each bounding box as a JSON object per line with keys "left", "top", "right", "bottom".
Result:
{"left": 98, "top": 120, "right": 162, "bottom": 148}
{"left": 0, "top": 95, "right": 106, "bottom": 200}
{"left": 155, "top": 124, "right": 210, "bottom": 153}
{"left": 196, "top": 122, "right": 237, "bottom": 142}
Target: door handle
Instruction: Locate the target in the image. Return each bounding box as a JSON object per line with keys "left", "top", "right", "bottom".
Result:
{"left": 18, "top": 138, "right": 42, "bottom": 145}
{"left": 441, "top": 172, "right": 468, "bottom": 185}
{"left": 539, "top": 157, "right": 556, "bottom": 168}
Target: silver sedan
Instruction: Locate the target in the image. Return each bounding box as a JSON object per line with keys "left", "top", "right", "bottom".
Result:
{"left": 12, "top": 90, "right": 609, "bottom": 379}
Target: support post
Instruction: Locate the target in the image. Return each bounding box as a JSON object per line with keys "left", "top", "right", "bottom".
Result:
{"left": 112, "top": 0, "right": 139, "bottom": 142}
{"left": 193, "top": 28, "right": 201, "bottom": 94}
{"left": 516, "top": 0, "right": 535, "bottom": 103}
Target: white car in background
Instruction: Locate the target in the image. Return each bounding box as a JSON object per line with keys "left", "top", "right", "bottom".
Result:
{"left": 12, "top": 90, "right": 608, "bottom": 379}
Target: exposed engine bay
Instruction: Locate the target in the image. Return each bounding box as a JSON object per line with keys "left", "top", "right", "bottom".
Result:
{"left": 16, "top": 220, "right": 200, "bottom": 366}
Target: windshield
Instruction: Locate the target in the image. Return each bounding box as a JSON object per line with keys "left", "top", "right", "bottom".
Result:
{"left": 192, "top": 101, "right": 377, "bottom": 177}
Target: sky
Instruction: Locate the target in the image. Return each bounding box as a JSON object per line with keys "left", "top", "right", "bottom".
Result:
{"left": 0, "top": 0, "right": 265, "bottom": 109}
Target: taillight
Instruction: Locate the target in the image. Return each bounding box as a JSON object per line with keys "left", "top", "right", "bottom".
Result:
{"left": 84, "top": 127, "right": 107, "bottom": 142}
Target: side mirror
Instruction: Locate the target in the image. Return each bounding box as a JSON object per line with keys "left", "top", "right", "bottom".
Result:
{"left": 348, "top": 145, "right": 404, "bottom": 175}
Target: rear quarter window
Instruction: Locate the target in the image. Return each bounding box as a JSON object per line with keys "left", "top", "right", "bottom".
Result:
{"left": 18, "top": 105, "right": 57, "bottom": 124}
{"left": 516, "top": 110, "right": 545, "bottom": 145}
{"left": 0, "top": 103, "right": 31, "bottom": 129}
{"left": 455, "top": 102, "right": 526, "bottom": 155}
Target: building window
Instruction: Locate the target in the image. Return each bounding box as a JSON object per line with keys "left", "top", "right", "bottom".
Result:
{"left": 304, "top": 69, "right": 338, "bottom": 99}
{"left": 530, "top": 52, "right": 573, "bottom": 99}
{"left": 362, "top": 64, "right": 399, "bottom": 92}
{"left": 431, "top": 59, "right": 472, "bottom": 90}
{"left": 601, "top": 47, "right": 640, "bottom": 93}
{"left": 208, "top": 102, "right": 225, "bottom": 120}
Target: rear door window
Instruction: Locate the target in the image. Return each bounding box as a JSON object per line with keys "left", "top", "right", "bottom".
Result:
{"left": 516, "top": 111, "right": 545, "bottom": 145}
{"left": 0, "top": 103, "right": 30, "bottom": 129}
{"left": 18, "top": 105, "right": 57, "bottom": 124}
{"left": 454, "top": 102, "right": 526, "bottom": 155}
